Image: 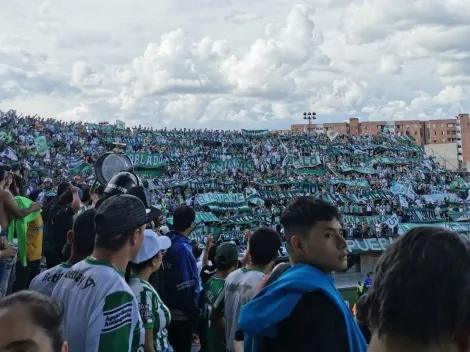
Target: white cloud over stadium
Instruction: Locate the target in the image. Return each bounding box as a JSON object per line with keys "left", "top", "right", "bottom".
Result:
{"left": 0, "top": 0, "right": 469, "bottom": 129}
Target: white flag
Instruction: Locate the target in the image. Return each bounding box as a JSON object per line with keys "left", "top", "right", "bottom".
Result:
{"left": 0, "top": 147, "right": 18, "bottom": 161}
{"left": 327, "top": 130, "right": 339, "bottom": 141}
{"left": 398, "top": 194, "right": 409, "bottom": 208}
{"left": 384, "top": 213, "right": 399, "bottom": 228}
{"left": 116, "top": 120, "right": 126, "bottom": 129}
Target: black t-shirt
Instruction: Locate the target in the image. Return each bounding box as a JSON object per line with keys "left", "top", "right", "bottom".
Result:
{"left": 200, "top": 264, "right": 216, "bottom": 285}
{"left": 14, "top": 175, "right": 25, "bottom": 196}
{"left": 261, "top": 291, "right": 349, "bottom": 352}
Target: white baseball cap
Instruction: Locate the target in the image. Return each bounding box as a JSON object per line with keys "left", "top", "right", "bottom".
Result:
{"left": 132, "top": 229, "right": 171, "bottom": 264}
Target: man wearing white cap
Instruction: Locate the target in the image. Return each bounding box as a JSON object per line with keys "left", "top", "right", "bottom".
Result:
{"left": 127, "top": 230, "right": 174, "bottom": 352}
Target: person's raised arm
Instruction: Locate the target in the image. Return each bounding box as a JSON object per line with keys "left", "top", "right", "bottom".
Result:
{"left": 3, "top": 190, "right": 41, "bottom": 219}
{"left": 70, "top": 187, "right": 81, "bottom": 213}
{"left": 202, "top": 235, "right": 214, "bottom": 267}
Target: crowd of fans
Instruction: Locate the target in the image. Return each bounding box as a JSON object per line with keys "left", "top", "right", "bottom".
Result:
{"left": 0, "top": 110, "right": 470, "bottom": 352}
{"left": 1, "top": 110, "right": 469, "bottom": 243}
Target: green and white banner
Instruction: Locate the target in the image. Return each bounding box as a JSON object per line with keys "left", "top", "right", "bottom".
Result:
{"left": 294, "top": 169, "right": 328, "bottom": 175}
{"left": 449, "top": 211, "right": 470, "bottom": 222}
{"left": 406, "top": 209, "right": 442, "bottom": 222}
{"left": 340, "top": 165, "right": 377, "bottom": 174}
{"left": 241, "top": 129, "right": 269, "bottom": 136}
{"left": 346, "top": 237, "right": 395, "bottom": 254}
{"left": 209, "top": 158, "right": 254, "bottom": 173}
{"left": 293, "top": 155, "right": 321, "bottom": 169}
{"left": 127, "top": 154, "right": 166, "bottom": 168}
{"left": 342, "top": 214, "right": 388, "bottom": 225}
{"left": 196, "top": 192, "right": 246, "bottom": 206}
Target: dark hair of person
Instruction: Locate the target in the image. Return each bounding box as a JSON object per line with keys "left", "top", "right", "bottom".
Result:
{"left": 73, "top": 209, "right": 97, "bottom": 256}
{"left": 124, "top": 253, "right": 160, "bottom": 282}
{"left": 57, "top": 182, "right": 70, "bottom": 197}
{"left": 368, "top": 227, "right": 470, "bottom": 345}
{"left": 11, "top": 163, "right": 20, "bottom": 172}
{"left": 96, "top": 185, "right": 105, "bottom": 196}
{"left": 0, "top": 290, "right": 64, "bottom": 352}
{"left": 81, "top": 187, "right": 91, "bottom": 203}
{"left": 0, "top": 165, "right": 5, "bottom": 182}
{"left": 94, "top": 230, "right": 133, "bottom": 251}
{"left": 192, "top": 243, "right": 203, "bottom": 260}
{"left": 280, "top": 197, "right": 341, "bottom": 249}
{"left": 208, "top": 245, "right": 218, "bottom": 264}
{"left": 57, "top": 189, "right": 73, "bottom": 205}
{"left": 28, "top": 188, "right": 42, "bottom": 202}
{"left": 173, "top": 205, "right": 196, "bottom": 232}
{"left": 249, "top": 227, "right": 282, "bottom": 266}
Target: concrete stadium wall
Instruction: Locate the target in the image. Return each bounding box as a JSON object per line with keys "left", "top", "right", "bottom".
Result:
{"left": 424, "top": 143, "right": 459, "bottom": 170}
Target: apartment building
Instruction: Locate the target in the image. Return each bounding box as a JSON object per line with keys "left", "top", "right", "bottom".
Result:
{"left": 290, "top": 114, "right": 470, "bottom": 166}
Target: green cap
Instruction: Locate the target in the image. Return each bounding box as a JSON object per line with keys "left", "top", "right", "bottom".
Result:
{"left": 215, "top": 242, "right": 239, "bottom": 266}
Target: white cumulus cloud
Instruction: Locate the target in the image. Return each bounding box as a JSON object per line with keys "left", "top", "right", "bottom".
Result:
{"left": 0, "top": 0, "right": 469, "bottom": 129}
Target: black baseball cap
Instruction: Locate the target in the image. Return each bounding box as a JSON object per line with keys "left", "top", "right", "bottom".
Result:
{"left": 127, "top": 186, "right": 162, "bottom": 223}
{"left": 94, "top": 194, "right": 159, "bottom": 237}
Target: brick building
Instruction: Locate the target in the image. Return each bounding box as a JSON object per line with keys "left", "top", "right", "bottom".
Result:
{"left": 290, "top": 114, "right": 470, "bottom": 166}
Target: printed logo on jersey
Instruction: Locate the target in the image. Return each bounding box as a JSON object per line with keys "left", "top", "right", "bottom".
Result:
{"left": 63, "top": 270, "right": 96, "bottom": 289}
{"left": 102, "top": 302, "right": 133, "bottom": 333}
{"left": 136, "top": 346, "right": 145, "bottom": 352}
{"left": 139, "top": 303, "right": 152, "bottom": 319}
{"left": 43, "top": 271, "right": 66, "bottom": 283}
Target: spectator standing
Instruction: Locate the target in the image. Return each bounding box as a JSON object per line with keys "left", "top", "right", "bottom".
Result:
{"left": 239, "top": 197, "right": 367, "bottom": 352}
{"left": 160, "top": 205, "right": 200, "bottom": 352}
{"left": 221, "top": 227, "right": 281, "bottom": 352}
{"left": 10, "top": 163, "right": 25, "bottom": 197}
{"left": 29, "top": 208, "right": 96, "bottom": 296}
{"left": 203, "top": 242, "right": 239, "bottom": 352}
{"left": 52, "top": 194, "right": 154, "bottom": 352}
{"left": 127, "top": 230, "right": 173, "bottom": 352}
{"left": 364, "top": 273, "right": 372, "bottom": 291}
{"left": 11, "top": 189, "right": 44, "bottom": 291}
{"left": 44, "top": 186, "right": 81, "bottom": 268}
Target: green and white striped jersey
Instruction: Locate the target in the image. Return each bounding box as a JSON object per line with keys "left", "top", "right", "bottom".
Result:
{"left": 52, "top": 257, "right": 145, "bottom": 352}
{"left": 129, "top": 276, "right": 171, "bottom": 351}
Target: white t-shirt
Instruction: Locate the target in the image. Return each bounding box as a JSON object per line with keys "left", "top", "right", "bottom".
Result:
{"left": 29, "top": 262, "right": 72, "bottom": 297}
{"left": 52, "top": 257, "right": 145, "bottom": 352}
{"left": 224, "top": 268, "right": 265, "bottom": 352}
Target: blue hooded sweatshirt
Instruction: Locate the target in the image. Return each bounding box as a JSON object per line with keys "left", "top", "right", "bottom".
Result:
{"left": 238, "top": 264, "right": 368, "bottom": 352}
{"left": 160, "top": 231, "right": 200, "bottom": 325}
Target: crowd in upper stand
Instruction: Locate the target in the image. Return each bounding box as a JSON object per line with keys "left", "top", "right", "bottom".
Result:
{"left": 1, "top": 109, "right": 470, "bottom": 242}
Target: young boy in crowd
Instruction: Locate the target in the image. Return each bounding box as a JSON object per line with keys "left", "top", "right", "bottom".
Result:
{"left": 214, "top": 227, "right": 281, "bottom": 352}
{"left": 239, "top": 197, "right": 367, "bottom": 352}
{"left": 202, "top": 242, "right": 239, "bottom": 352}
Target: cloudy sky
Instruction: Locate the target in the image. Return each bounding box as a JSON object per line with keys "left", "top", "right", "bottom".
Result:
{"left": 0, "top": 0, "right": 469, "bottom": 130}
